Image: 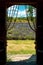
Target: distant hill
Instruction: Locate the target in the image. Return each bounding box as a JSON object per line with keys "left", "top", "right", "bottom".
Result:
{"left": 7, "top": 22, "right": 36, "bottom": 40}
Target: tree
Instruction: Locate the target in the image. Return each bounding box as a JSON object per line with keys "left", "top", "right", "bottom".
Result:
{"left": 25, "top": 5, "right": 36, "bottom": 32}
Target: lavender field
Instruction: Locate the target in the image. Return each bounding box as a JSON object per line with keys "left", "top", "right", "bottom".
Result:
{"left": 7, "top": 22, "right": 35, "bottom": 40}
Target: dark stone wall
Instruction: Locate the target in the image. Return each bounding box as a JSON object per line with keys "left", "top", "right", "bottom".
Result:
{"left": 36, "top": 2, "right": 43, "bottom": 65}
{"left": 0, "top": 4, "right": 6, "bottom": 65}
{"left": 0, "top": 0, "right": 43, "bottom": 65}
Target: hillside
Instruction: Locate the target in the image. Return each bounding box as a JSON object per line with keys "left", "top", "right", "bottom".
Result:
{"left": 7, "top": 21, "right": 35, "bottom": 40}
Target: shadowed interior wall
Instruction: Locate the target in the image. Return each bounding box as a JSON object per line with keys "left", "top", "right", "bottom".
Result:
{"left": 36, "top": 2, "right": 43, "bottom": 65}
{"left": 0, "top": 3, "right": 6, "bottom": 65}
{"left": 0, "top": 0, "right": 43, "bottom": 65}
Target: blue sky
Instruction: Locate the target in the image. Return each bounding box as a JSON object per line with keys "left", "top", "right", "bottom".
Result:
{"left": 7, "top": 5, "right": 36, "bottom": 17}
{"left": 19, "top": 5, "right": 25, "bottom": 11}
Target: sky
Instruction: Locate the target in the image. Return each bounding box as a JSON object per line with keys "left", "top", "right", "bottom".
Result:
{"left": 7, "top": 5, "right": 36, "bottom": 17}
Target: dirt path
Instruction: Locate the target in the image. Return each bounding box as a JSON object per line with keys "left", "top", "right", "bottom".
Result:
{"left": 7, "top": 54, "right": 36, "bottom": 65}
{"left": 7, "top": 54, "right": 33, "bottom": 61}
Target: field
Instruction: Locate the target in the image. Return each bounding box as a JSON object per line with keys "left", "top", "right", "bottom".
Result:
{"left": 7, "top": 40, "right": 36, "bottom": 54}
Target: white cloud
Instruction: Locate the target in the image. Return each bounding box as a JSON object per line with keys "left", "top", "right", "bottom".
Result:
{"left": 17, "top": 10, "right": 26, "bottom": 17}
{"left": 7, "top": 6, "right": 36, "bottom": 17}
{"left": 33, "top": 9, "right": 36, "bottom": 17}
{"left": 7, "top": 9, "right": 28, "bottom": 17}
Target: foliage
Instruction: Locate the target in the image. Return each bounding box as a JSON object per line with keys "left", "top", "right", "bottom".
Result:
{"left": 26, "top": 5, "right": 36, "bottom": 32}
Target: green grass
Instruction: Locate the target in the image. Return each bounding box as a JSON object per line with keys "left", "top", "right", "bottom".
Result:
{"left": 7, "top": 40, "right": 36, "bottom": 54}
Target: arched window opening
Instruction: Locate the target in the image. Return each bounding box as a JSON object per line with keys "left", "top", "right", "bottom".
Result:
{"left": 6, "top": 5, "right": 36, "bottom": 64}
